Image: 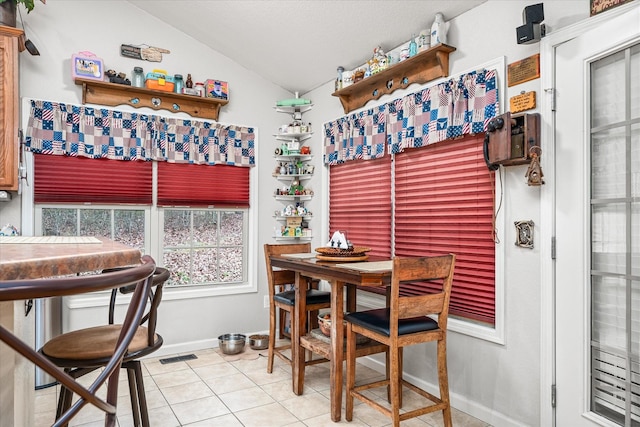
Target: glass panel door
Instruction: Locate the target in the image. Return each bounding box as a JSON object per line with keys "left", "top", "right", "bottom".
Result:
{"left": 590, "top": 43, "right": 640, "bottom": 426}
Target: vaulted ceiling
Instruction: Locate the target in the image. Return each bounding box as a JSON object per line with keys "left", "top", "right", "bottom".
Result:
{"left": 129, "top": 0, "right": 487, "bottom": 94}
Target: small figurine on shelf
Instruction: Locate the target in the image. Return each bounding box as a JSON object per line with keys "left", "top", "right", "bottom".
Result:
{"left": 431, "top": 12, "right": 448, "bottom": 46}
{"left": 370, "top": 46, "right": 387, "bottom": 74}
{"left": 185, "top": 73, "right": 193, "bottom": 88}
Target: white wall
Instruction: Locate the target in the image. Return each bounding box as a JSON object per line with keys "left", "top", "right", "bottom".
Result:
{"left": 1, "top": 1, "right": 593, "bottom": 426}
{"left": 304, "top": 1, "right": 589, "bottom": 426}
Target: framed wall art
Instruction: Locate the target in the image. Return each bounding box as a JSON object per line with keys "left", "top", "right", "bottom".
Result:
{"left": 590, "top": 0, "right": 634, "bottom": 16}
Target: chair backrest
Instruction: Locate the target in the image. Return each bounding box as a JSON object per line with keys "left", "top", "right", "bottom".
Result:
{"left": 107, "top": 266, "right": 170, "bottom": 347}
{"left": 390, "top": 254, "right": 456, "bottom": 331}
{"left": 0, "top": 255, "right": 156, "bottom": 426}
{"left": 264, "top": 243, "right": 311, "bottom": 297}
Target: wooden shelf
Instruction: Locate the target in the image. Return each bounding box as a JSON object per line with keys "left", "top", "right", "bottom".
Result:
{"left": 300, "top": 331, "right": 387, "bottom": 359}
{"left": 74, "top": 78, "right": 228, "bottom": 121}
{"left": 332, "top": 43, "right": 456, "bottom": 114}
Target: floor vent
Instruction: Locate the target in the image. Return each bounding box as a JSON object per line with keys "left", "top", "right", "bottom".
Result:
{"left": 159, "top": 354, "right": 197, "bottom": 364}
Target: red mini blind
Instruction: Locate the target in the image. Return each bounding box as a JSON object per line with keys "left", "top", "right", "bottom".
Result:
{"left": 329, "top": 157, "right": 392, "bottom": 258}
{"left": 34, "top": 154, "right": 152, "bottom": 204}
{"left": 157, "top": 162, "right": 250, "bottom": 208}
{"left": 394, "top": 134, "right": 495, "bottom": 325}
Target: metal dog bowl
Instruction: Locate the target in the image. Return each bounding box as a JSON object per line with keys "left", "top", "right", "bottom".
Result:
{"left": 249, "top": 334, "right": 269, "bottom": 350}
{"left": 218, "top": 334, "right": 246, "bottom": 355}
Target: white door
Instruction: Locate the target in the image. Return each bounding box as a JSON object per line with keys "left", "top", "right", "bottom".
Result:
{"left": 554, "top": 5, "right": 640, "bottom": 426}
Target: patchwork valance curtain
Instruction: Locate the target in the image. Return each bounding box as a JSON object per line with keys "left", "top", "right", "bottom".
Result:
{"left": 323, "top": 68, "right": 499, "bottom": 164}
{"left": 25, "top": 100, "right": 255, "bottom": 167}
{"left": 323, "top": 105, "right": 387, "bottom": 165}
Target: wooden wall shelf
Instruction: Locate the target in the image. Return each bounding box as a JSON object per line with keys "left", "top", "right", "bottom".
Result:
{"left": 332, "top": 43, "right": 456, "bottom": 114}
{"left": 74, "top": 79, "right": 228, "bottom": 121}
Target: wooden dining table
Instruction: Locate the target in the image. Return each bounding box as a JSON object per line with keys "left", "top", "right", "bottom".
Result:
{"left": 0, "top": 236, "right": 142, "bottom": 427}
{"left": 270, "top": 253, "right": 393, "bottom": 422}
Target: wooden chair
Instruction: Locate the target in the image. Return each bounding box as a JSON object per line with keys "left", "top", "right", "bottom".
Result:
{"left": 345, "top": 254, "right": 456, "bottom": 427}
{"left": 264, "top": 243, "right": 331, "bottom": 373}
{"left": 41, "top": 265, "right": 170, "bottom": 427}
{"left": 0, "top": 255, "right": 156, "bottom": 427}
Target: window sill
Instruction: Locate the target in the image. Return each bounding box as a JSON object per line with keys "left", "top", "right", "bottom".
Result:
{"left": 65, "top": 282, "right": 257, "bottom": 309}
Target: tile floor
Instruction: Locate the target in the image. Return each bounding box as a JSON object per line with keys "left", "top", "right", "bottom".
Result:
{"left": 34, "top": 343, "right": 491, "bottom": 427}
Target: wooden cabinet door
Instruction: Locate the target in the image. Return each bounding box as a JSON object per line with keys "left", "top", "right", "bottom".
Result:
{"left": 0, "top": 25, "right": 21, "bottom": 191}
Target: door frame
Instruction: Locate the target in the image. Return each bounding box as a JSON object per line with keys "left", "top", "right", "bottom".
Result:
{"left": 540, "top": 3, "right": 640, "bottom": 426}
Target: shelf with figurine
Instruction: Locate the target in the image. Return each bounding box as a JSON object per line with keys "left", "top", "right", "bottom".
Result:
{"left": 272, "top": 96, "right": 314, "bottom": 241}
{"left": 274, "top": 132, "right": 313, "bottom": 143}
{"left": 331, "top": 43, "right": 456, "bottom": 114}
{"left": 274, "top": 103, "right": 314, "bottom": 116}
{"left": 74, "top": 78, "right": 228, "bottom": 121}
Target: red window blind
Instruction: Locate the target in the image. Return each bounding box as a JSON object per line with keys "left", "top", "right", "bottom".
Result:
{"left": 329, "top": 157, "right": 392, "bottom": 258}
{"left": 394, "top": 134, "right": 495, "bottom": 325}
{"left": 34, "top": 154, "right": 152, "bottom": 204}
{"left": 157, "top": 162, "right": 250, "bottom": 208}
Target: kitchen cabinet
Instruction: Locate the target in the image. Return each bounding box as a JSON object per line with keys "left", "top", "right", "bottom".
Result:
{"left": 272, "top": 103, "right": 314, "bottom": 240}
{"left": 74, "top": 78, "right": 228, "bottom": 121}
{"left": 0, "top": 25, "right": 22, "bottom": 191}
{"left": 332, "top": 43, "right": 456, "bottom": 114}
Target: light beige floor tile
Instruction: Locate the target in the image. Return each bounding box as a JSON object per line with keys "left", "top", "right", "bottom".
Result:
{"left": 279, "top": 390, "right": 332, "bottom": 420}
{"left": 303, "top": 412, "right": 370, "bottom": 426}
{"left": 244, "top": 364, "right": 293, "bottom": 385}
{"left": 203, "top": 371, "right": 255, "bottom": 395}
{"left": 185, "top": 349, "right": 226, "bottom": 368}
{"left": 160, "top": 379, "right": 214, "bottom": 405}
{"left": 192, "top": 360, "right": 239, "bottom": 380}
{"left": 143, "top": 388, "right": 170, "bottom": 410}
{"left": 171, "top": 395, "right": 230, "bottom": 425}
{"left": 233, "top": 402, "right": 299, "bottom": 427}
{"left": 218, "top": 385, "right": 275, "bottom": 412}
{"left": 259, "top": 378, "right": 313, "bottom": 401}
{"left": 183, "top": 413, "right": 244, "bottom": 426}
{"left": 153, "top": 368, "right": 202, "bottom": 389}
{"left": 143, "top": 359, "right": 191, "bottom": 375}
{"left": 134, "top": 404, "right": 181, "bottom": 427}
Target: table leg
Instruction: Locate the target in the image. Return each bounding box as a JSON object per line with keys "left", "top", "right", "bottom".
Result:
{"left": 292, "top": 272, "right": 306, "bottom": 395}
{"left": 330, "top": 280, "right": 345, "bottom": 422}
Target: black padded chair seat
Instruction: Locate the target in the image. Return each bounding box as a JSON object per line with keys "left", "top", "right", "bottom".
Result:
{"left": 345, "top": 308, "right": 438, "bottom": 337}
{"left": 274, "top": 289, "right": 331, "bottom": 306}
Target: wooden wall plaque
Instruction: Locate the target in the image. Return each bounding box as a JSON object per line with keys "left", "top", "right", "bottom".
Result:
{"left": 508, "top": 54, "right": 540, "bottom": 87}
{"left": 510, "top": 91, "right": 536, "bottom": 113}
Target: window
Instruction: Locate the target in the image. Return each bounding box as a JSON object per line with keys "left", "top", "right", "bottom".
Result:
{"left": 41, "top": 207, "right": 146, "bottom": 249}
{"left": 162, "top": 209, "right": 246, "bottom": 286}
{"left": 329, "top": 134, "right": 496, "bottom": 326}
{"left": 33, "top": 154, "right": 249, "bottom": 288}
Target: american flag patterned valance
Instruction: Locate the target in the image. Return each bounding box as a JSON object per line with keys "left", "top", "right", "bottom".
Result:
{"left": 25, "top": 100, "right": 255, "bottom": 167}
{"left": 324, "top": 68, "right": 499, "bottom": 164}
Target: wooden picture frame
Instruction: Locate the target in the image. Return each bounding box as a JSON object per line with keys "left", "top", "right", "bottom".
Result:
{"left": 590, "top": 0, "right": 633, "bottom": 16}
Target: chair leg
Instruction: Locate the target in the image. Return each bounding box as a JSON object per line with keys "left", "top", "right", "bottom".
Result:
{"left": 389, "top": 346, "right": 401, "bottom": 427}
{"left": 345, "top": 323, "right": 356, "bottom": 422}
{"left": 126, "top": 366, "right": 142, "bottom": 427}
{"left": 132, "top": 361, "right": 151, "bottom": 427}
{"left": 438, "top": 338, "right": 452, "bottom": 427}
{"left": 267, "top": 304, "right": 277, "bottom": 373}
